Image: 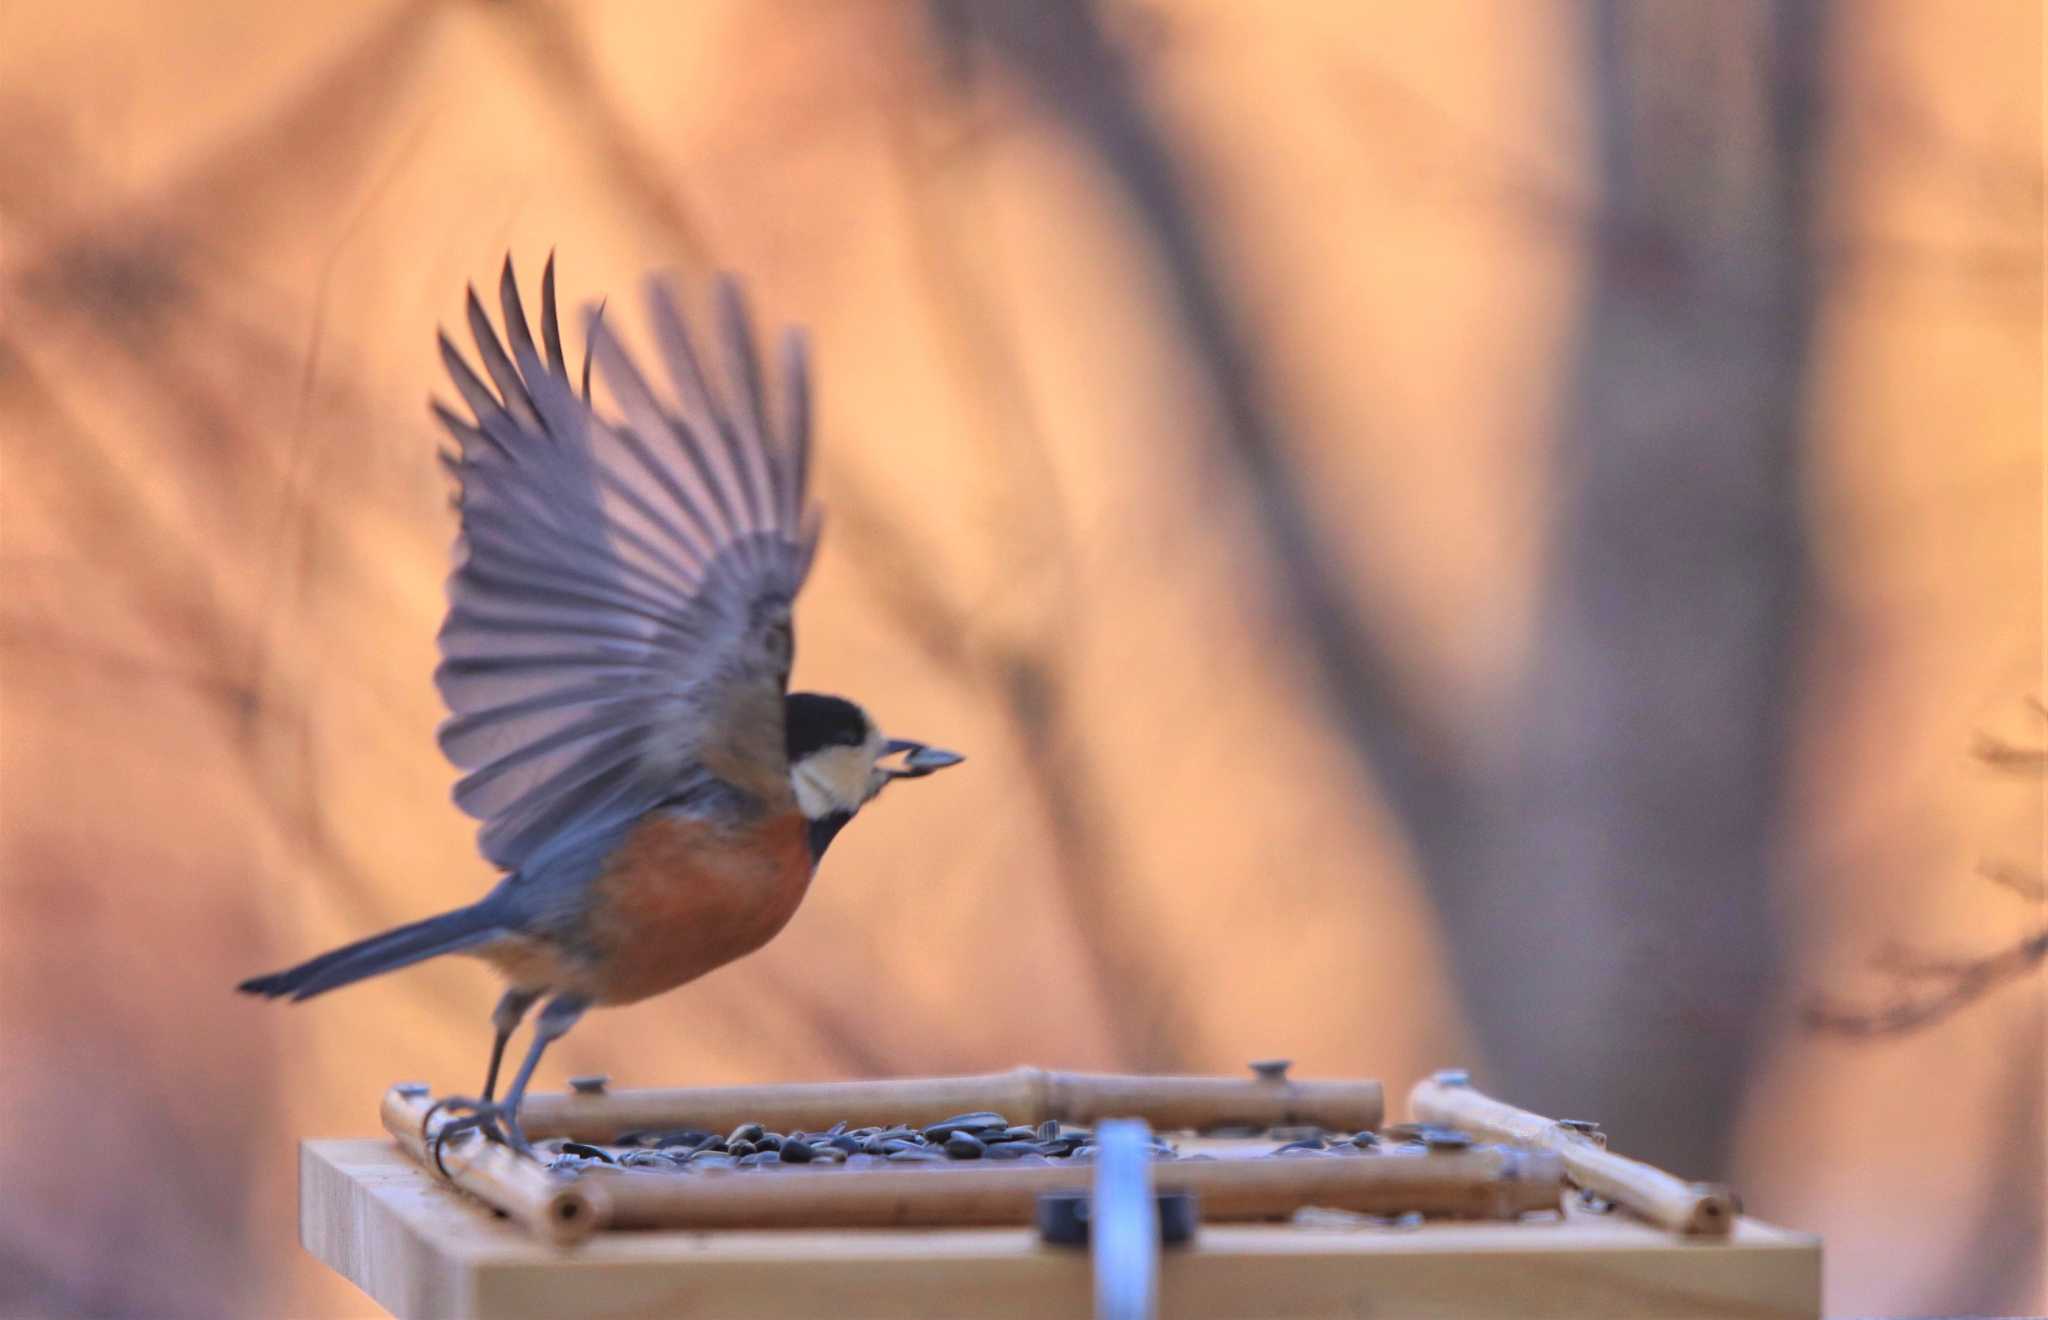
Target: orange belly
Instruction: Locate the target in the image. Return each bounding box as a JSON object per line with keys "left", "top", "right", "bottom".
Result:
{"left": 561, "top": 809, "right": 816, "bottom": 1007}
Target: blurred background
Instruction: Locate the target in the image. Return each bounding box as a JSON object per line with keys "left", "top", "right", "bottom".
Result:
{"left": 0, "top": 1, "right": 2039, "bottom": 1316}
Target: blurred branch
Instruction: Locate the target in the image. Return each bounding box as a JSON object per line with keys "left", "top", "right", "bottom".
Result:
{"left": 875, "top": 78, "right": 1077, "bottom": 578}
{"left": 0, "top": 327, "right": 398, "bottom": 926}
{"left": 482, "top": 0, "right": 712, "bottom": 268}
{"left": 1804, "top": 928, "right": 2047, "bottom": 1036}
{"left": 828, "top": 470, "right": 1201, "bottom": 1071}
{"left": 1973, "top": 731, "right": 2048, "bottom": 775}
{"left": 253, "top": 110, "right": 436, "bottom": 689}
{"left": 926, "top": 0, "right": 1466, "bottom": 853}
{"left": 1981, "top": 862, "right": 2046, "bottom": 904}
{"left": 0, "top": 627, "right": 258, "bottom": 716}
{"left": 1329, "top": 56, "right": 2042, "bottom": 316}
{"left": 1806, "top": 700, "right": 2045, "bottom": 1036}
{"left": 0, "top": 8, "right": 459, "bottom": 950}
{"left": 1329, "top": 53, "right": 1587, "bottom": 239}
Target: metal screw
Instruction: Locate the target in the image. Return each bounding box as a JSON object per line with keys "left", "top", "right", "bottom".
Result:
{"left": 394, "top": 1081, "right": 431, "bottom": 1099}
{"left": 1249, "top": 1059, "right": 1292, "bottom": 1082}
{"left": 1432, "top": 1068, "right": 1471, "bottom": 1088}
{"left": 568, "top": 1074, "right": 610, "bottom": 1095}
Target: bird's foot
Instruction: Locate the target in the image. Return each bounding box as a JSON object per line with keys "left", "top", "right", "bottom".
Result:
{"left": 422, "top": 1095, "right": 533, "bottom": 1173}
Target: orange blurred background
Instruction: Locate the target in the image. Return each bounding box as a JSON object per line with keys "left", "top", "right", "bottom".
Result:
{"left": 0, "top": 3, "right": 2039, "bottom": 1316}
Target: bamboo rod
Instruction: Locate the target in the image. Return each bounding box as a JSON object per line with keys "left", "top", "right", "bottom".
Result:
{"left": 382, "top": 1087, "right": 610, "bottom": 1246}
{"left": 511, "top": 1067, "right": 1383, "bottom": 1142}
{"left": 1408, "top": 1073, "right": 1736, "bottom": 1235}
{"left": 384, "top": 1082, "right": 1547, "bottom": 1241}
{"left": 588, "top": 1146, "right": 1562, "bottom": 1231}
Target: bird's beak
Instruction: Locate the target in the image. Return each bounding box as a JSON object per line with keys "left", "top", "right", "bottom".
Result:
{"left": 881, "top": 738, "right": 965, "bottom": 779}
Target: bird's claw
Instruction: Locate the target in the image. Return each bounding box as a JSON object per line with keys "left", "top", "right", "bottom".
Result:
{"left": 422, "top": 1095, "right": 532, "bottom": 1174}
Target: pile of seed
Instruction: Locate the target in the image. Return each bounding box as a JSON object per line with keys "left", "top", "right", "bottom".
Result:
{"left": 541, "top": 1112, "right": 1477, "bottom": 1175}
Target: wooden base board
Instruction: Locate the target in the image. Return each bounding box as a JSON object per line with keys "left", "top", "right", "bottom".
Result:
{"left": 301, "top": 1140, "right": 1819, "bottom": 1319}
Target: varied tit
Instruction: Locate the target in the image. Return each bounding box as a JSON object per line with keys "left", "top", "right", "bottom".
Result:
{"left": 239, "top": 255, "right": 962, "bottom": 1151}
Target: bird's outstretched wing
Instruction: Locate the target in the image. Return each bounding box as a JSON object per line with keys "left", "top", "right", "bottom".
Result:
{"left": 431, "top": 255, "right": 819, "bottom": 872}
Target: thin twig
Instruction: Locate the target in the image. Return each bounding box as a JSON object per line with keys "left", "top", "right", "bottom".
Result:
{"left": 1804, "top": 929, "right": 2048, "bottom": 1036}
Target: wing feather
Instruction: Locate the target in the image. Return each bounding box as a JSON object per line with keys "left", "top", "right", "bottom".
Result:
{"left": 432, "top": 255, "right": 817, "bottom": 872}
{"left": 538, "top": 254, "right": 569, "bottom": 378}
{"left": 710, "top": 277, "right": 780, "bottom": 533}
{"left": 643, "top": 282, "right": 761, "bottom": 543}
{"left": 776, "top": 328, "right": 811, "bottom": 530}
{"left": 465, "top": 286, "right": 543, "bottom": 435}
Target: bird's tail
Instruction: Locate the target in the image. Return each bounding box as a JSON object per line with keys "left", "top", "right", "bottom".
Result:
{"left": 237, "top": 901, "right": 506, "bottom": 1002}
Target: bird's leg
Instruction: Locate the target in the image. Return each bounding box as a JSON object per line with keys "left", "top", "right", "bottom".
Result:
{"left": 424, "top": 1096, "right": 505, "bottom": 1173}
{"left": 482, "top": 986, "right": 542, "bottom": 1103}
{"left": 494, "top": 993, "right": 589, "bottom": 1154}
{"left": 425, "top": 987, "right": 547, "bottom": 1170}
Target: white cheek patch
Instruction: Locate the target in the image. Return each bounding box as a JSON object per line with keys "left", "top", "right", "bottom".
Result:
{"left": 792, "top": 742, "right": 878, "bottom": 817}
{"left": 792, "top": 766, "right": 834, "bottom": 819}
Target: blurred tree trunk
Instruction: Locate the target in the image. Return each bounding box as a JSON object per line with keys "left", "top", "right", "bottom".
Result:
{"left": 939, "top": 0, "right": 1826, "bottom": 1177}
{"left": 1440, "top": 0, "right": 1826, "bottom": 1176}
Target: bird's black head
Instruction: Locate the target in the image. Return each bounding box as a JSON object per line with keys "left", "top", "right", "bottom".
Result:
{"left": 785, "top": 692, "right": 871, "bottom": 762}
{"left": 783, "top": 691, "right": 962, "bottom": 860}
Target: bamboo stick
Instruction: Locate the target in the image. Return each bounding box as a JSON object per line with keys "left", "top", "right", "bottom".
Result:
{"left": 382, "top": 1087, "right": 610, "bottom": 1245}
{"left": 1408, "top": 1072, "right": 1736, "bottom": 1235}
{"left": 588, "top": 1146, "right": 1562, "bottom": 1231}
{"left": 510, "top": 1067, "right": 1383, "bottom": 1142}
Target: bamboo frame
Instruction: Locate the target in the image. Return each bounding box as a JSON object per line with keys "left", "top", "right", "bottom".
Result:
{"left": 1408, "top": 1073, "right": 1737, "bottom": 1235}
{"left": 507, "top": 1066, "right": 1384, "bottom": 1142}
{"left": 383, "top": 1083, "right": 1553, "bottom": 1242}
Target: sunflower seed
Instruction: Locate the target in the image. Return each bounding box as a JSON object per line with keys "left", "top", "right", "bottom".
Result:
{"left": 620, "top": 1149, "right": 681, "bottom": 1169}
{"left": 922, "top": 1112, "right": 1008, "bottom": 1141}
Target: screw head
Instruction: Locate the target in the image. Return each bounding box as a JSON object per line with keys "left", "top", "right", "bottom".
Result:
{"left": 1432, "top": 1068, "right": 1471, "bottom": 1088}
{"left": 1249, "top": 1059, "right": 1292, "bottom": 1082}
{"left": 568, "top": 1074, "right": 610, "bottom": 1095}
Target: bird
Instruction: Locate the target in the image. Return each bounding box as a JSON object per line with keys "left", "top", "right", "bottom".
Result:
{"left": 238, "top": 254, "right": 962, "bottom": 1152}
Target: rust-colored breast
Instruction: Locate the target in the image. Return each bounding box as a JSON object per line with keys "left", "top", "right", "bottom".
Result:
{"left": 573, "top": 809, "right": 815, "bottom": 1007}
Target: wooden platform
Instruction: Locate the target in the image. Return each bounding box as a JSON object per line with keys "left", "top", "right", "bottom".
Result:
{"left": 303, "top": 1139, "right": 1820, "bottom": 1318}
